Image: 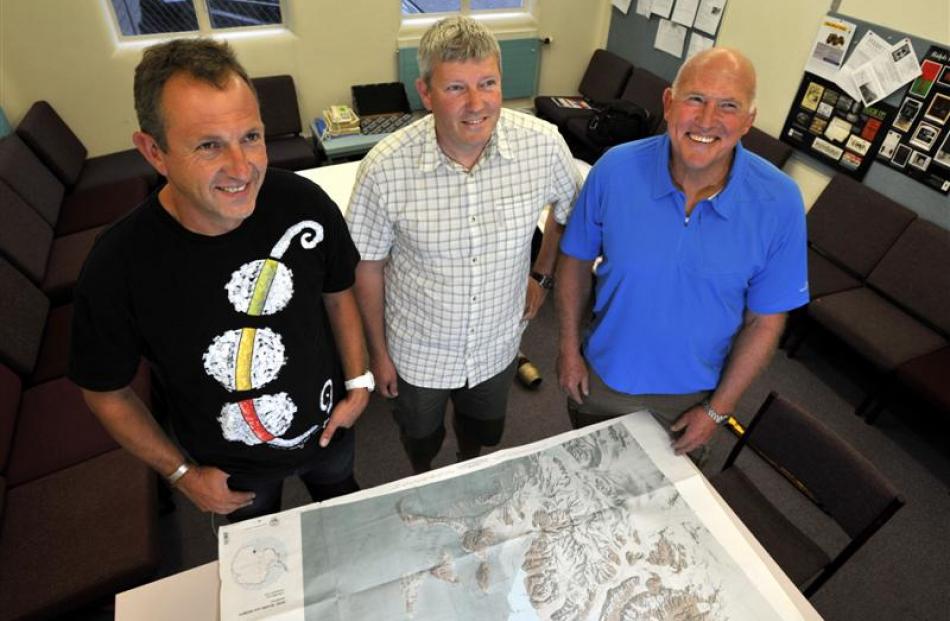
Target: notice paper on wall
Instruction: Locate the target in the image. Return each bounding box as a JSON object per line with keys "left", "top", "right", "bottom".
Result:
{"left": 693, "top": 0, "right": 726, "bottom": 35}
{"left": 650, "top": 0, "right": 673, "bottom": 19}
{"left": 636, "top": 0, "right": 653, "bottom": 18}
{"left": 654, "top": 18, "right": 687, "bottom": 58}
{"left": 806, "top": 16, "right": 857, "bottom": 81}
{"left": 671, "top": 0, "right": 700, "bottom": 27}
{"left": 837, "top": 38, "right": 922, "bottom": 106}
{"left": 612, "top": 0, "right": 632, "bottom": 14}
{"left": 687, "top": 32, "right": 715, "bottom": 59}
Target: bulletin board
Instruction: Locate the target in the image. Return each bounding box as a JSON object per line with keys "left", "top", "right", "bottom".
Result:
{"left": 876, "top": 45, "right": 950, "bottom": 195}
{"left": 781, "top": 14, "right": 949, "bottom": 198}
{"left": 780, "top": 72, "right": 895, "bottom": 180}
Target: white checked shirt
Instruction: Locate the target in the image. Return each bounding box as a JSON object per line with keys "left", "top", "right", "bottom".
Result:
{"left": 346, "top": 108, "right": 580, "bottom": 388}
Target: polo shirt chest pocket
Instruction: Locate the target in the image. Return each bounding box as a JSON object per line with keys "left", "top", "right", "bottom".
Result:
{"left": 680, "top": 227, "right": 757, "bottom": 302}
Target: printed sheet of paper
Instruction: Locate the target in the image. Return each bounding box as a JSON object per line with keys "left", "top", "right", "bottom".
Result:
{"left": 612, "top": 0, "right": 632, "bottom": 14}
{"left": 654, "top": 18, "right": 687, "bottom": 58}
{"left": 805, "top": 15, "right": 856, "bottom": 82}
{"left": 844, "top": 38, "right": 922, "bottom": 106}
{"left": 687, "top": 32, "right": 715, "bottom": 59}
{"left": 671, "top": 0, "right": 700, "bottom": 27}
{"left": 650, "top": 0, "right": 673, "bottom": 19}
{"left": 636, "top": 0, "right": 654, "bottom": 18}
{"left": 218, "top": 415, "right": 815, "bottom": 621}
{"left": 693, "top": 0, "right": 726, "bottom": 35}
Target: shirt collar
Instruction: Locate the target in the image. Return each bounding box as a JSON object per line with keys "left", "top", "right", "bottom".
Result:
{"left": 651, "top": 133, "right": 751, "bottom": 220}
{"left": 418, "top": 110, "right": 513, "bottom": 173}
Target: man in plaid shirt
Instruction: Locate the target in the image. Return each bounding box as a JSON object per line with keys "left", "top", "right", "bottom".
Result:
{"left": 347, "top": 16, "right": 580, "bottom": 473}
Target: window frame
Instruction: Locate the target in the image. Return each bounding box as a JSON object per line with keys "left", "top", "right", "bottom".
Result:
{"left": 399, "top": 0, "right": 538, "bottom": 40}
{"left": 103, "top": 0, "right": 289, "bottom": 42}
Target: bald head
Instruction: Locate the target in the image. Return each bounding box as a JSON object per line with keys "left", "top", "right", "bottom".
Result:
{"left": 672, "top": 48, "right": 757, "bottom": 113}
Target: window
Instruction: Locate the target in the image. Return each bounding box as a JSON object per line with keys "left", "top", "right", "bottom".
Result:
{"left": 108, "top": 0, "right": 282, "bottom": 37}
{"left": 401, "top": 0, "right": 526, "bottom": 16}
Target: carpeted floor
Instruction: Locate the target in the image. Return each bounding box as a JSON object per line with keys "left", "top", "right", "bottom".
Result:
{"left": 91, "top": 301, "right": 950, "bottom": 620}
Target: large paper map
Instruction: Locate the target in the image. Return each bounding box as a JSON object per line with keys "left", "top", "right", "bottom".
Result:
{"left": 219, "top": 415, "right": 812, "bottom": 620}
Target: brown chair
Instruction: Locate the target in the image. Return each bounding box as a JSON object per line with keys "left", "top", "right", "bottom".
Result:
{"left": 15, "top": 100, "right": 158, "bottom": 194}
{"left": 251, "top": 75, "right": 318, "bottom": 170}
{"left": 742, "top": 126, "right": 793, "bottom": 169}
{"left": 534, "top": 49, "right": 633, "bottom": 129}
{"left": 806, "top": 175, "right": 917, "bottom": 299}
{"left": 711, "top": 392, "right": 904, "bottom": 597}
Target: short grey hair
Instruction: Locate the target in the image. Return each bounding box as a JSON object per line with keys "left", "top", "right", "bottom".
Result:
{"left": 417, "top": 16, "right": 501, "bottom": 86}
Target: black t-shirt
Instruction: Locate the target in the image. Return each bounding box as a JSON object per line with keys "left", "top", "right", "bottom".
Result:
{"left": 69, "top": 169, "right": 360, "bottom": 477}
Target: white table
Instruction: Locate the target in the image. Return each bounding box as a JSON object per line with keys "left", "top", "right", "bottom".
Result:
{"left": 117, "top": 415, "right": 821, "bottom": 620}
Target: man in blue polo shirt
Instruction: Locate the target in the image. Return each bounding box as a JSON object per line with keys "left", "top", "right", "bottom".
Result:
{"left": 556, "top": 48, "right": 808, "bottom": 463}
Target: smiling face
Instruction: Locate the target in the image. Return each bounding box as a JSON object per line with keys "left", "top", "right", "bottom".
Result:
{"left": 133, "top": 71, "right": 267, "bottom": 235}
{"left": 663, "top": 49, "right": 757, "bottom": 186}
{"left": 416, "top": 56, "right": 502, "bottom": 169}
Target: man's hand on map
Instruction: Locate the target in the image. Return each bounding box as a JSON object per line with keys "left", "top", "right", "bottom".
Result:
{"left": 319, "top": 389, "right": 369, "bottom": 447}
{"left": 178, "top": 465, "right": 255, "bottom": 514}
{"left": 670, "top": 406, "right": 718, "bottom": 455}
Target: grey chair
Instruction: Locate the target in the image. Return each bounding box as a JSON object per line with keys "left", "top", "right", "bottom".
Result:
{"left": 710, "top": 392, "right": 904, "bottom": 597}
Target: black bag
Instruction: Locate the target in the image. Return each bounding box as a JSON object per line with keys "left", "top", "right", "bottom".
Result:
{"left": 586, "top": 100, "right": 651, "bottom": 147}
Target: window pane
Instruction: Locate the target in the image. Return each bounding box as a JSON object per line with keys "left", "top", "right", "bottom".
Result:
{"left": 401, "top": 0, "right": 461, "bottom": 15}
{"left": 110, "top": 0, "right": 199, "bottom": 36}
{"left": 206, "top": 0, "right": 282, "bottom": 29}
{"left": 470, "top": 0, "right": 524, "bottom": 9}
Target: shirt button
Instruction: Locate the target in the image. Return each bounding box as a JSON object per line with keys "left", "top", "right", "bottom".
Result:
{"left": 470, "top": 216, "right": 477, "bottom": 223}
{"left": 472, "top": 257, "right": 478, "bottom": 263}
{"left": 472, "top": 295, "right": 477, "bottom": 301}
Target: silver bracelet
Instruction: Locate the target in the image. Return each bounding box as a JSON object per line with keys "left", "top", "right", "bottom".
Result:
{"left": 166, "top": 462, "right": 191, "bottom": 486}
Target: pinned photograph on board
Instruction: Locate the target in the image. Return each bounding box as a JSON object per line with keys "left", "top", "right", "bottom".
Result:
{"left": 801, "top": 82, "right": 824, "bottom": 111}
{"left": 817, "top": 102, "right": 835, "bottom": 119}
{"left": 840, "top": 151, "right": 862, "bottom": 171}
{"left": 891, "top": 144, "right": 912, "bottom": 168}
{"left": 893, "top": 98, "right": 922, "bottom": 132}
{"left": 809, "top": 117, "right": 829, "bottom": 135}
{"left": 908, "top": 150, "right": 932, "bottom": 171}
{"left": 934, "top": 132, "right": 950, "bottom": 168}
{"left": 879, "top": 130, "right": 902, "bottom": 159}
{"left": 909, "top": 123, "right": 941, "bottom": 151}
{"left": 923, "top": 93, "right": 950, "bottom": 125}
{"left": 940, "top": 65, "right": 950, "bottom": 88}
{"left": 846, "top": 134, "right": 871, "bottom": 156}
{"left": 910, "top": 60, "right": 942, "bottom": 98}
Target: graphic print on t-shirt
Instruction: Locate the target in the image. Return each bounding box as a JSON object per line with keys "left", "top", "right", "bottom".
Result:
{"left": 201, "top": 221, "right": 334, "bottom": 449}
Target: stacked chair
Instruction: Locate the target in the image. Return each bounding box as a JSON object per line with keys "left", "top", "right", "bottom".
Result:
{"left": 711, "top": 393, "right": 904, "bottom": 597}
{"left": 786, "top": 174, "right": 950, "bottom": 422}
{"left": 251, "top": 74, "right": 318, "bottom": 170}
{"left": 535, "top": 49, "right": 792, "bottom": 167}
{"left": 0, "top": 103, "right": 161, "bottom": 618}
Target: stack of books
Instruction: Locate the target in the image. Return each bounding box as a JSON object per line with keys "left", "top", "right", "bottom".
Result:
{"left": 322, "top": 105, "right": 361, "bottom": 138}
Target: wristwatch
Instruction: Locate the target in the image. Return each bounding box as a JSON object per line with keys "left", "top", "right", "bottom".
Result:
{"left": 344, "top": 370, "right": 375, "bottom": 392}
{"left": 701, "top": 400, "right": 728, "bottom": 425}
{"left": 530, "top": 271, "right": 555, "bottom": 290}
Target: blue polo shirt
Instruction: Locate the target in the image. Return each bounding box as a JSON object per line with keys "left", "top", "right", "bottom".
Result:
{"left": 561, "top": 134, "right": 808, "bottom": 395}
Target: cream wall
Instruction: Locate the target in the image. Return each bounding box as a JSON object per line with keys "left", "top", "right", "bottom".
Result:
{"left": 0, "top": 0, "right": 612, "bottom": 156}
{"left": 716, "top": 0, "right": 950, "bottom": 208}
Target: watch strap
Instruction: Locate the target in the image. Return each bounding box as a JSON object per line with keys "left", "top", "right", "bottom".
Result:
{"left": 530, "top": 271, "right": 555, "bottom": 290}
{"left": 702, "top": 400, "right": 728, "bottom": 425}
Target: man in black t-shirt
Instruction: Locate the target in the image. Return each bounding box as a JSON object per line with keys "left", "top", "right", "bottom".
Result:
{"left": 69, "top": 39, "right": 373, "bottom": 521}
